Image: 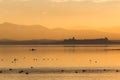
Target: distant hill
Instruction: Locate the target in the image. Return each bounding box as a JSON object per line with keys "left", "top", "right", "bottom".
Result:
{"left": 0, "top": 22, "right": 120, "bottom": 40}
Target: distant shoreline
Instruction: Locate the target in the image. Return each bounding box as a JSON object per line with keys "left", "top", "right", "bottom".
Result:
{"left": 1, "top": 37, "right": 120, "bottom": 45}
{"left": 1, "top": 43, "right": 120, "bottom": 45}
{"left": 0, "top": 41, "right": 120, "bottom": 45}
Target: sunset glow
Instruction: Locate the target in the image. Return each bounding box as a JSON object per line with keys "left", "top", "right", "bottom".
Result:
{"left": 0, "top": 0, "right": 120, "bottom": 40}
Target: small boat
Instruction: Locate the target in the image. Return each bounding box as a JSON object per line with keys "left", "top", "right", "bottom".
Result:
{"left": 29, "top": 48, "right": 36, "bottom": 51}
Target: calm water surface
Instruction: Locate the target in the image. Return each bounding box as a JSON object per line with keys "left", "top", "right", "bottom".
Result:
{"left": 0, "top": 45, "right": 120, "bottom": 80}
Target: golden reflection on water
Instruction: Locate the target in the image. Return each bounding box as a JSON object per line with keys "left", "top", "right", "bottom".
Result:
{"left": 0, "top": 45, "right": 120, "bottom": 68}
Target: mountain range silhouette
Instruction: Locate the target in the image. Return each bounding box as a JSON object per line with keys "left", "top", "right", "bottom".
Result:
{"left": 0, "top": 22, "right": 120, "bottom": 40}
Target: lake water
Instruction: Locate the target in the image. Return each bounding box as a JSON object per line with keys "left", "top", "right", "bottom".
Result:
{"left": 0, "top": 45, "right": 120, "bottom": 80}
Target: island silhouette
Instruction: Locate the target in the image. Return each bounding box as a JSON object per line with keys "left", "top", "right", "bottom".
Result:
{"left": 63, "top": 37, "right": 109, "bottom": 44}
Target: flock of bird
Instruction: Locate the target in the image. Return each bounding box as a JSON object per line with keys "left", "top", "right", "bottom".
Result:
{"left": 0, "top": 48, "right": 118, "bottom": 75}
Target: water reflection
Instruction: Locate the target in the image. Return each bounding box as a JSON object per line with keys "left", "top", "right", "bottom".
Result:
{"left": 0, "top": 45, "right": 120, "bottom": 68}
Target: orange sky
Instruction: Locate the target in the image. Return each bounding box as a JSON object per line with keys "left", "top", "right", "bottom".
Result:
{"left": 0, "top": 0, "right": 120, "bottom": 40}
{"left": 0, "top": 0, "right": 120, "bottom": 29}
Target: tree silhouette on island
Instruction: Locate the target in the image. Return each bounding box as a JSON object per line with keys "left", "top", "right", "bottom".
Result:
{"left": 63, "top": 37, "right": 109, "bottom": 44}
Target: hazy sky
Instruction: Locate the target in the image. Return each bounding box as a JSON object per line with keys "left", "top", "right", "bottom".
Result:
{"left": 0, "top": 0, "right": 120, "bottom": 29}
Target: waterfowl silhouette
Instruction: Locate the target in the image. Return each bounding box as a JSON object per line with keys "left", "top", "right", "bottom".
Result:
{"left": 29, "top": 48, "right": 36, "bottom": 51}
